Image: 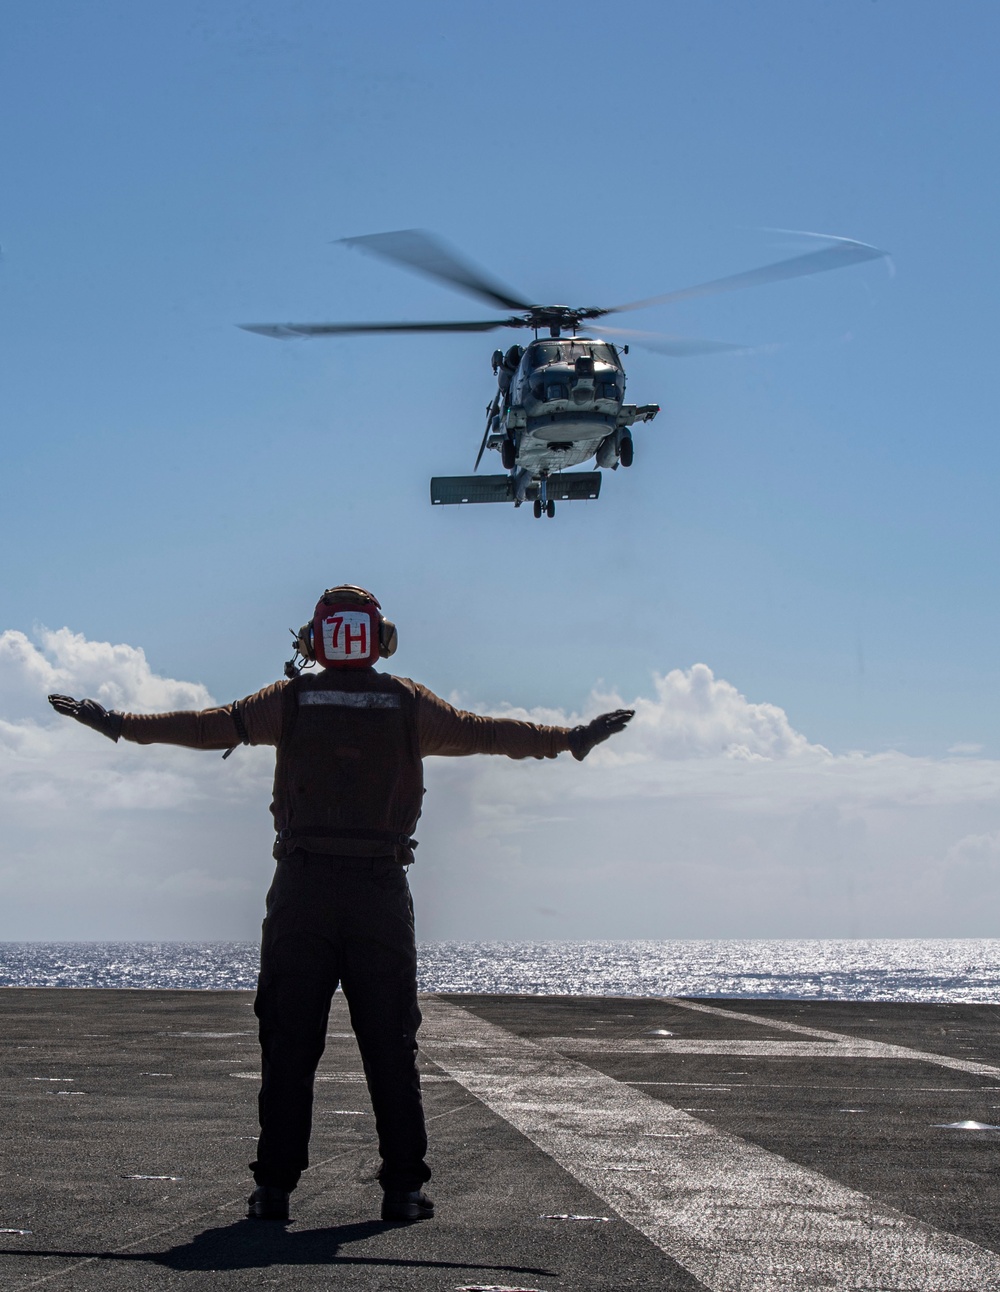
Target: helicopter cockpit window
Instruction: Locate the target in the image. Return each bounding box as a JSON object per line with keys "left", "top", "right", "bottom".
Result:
{"left": 525, "top": 343, "right": 563, "bottom": 369}
{"left": 525, "top": 341, "right": 619, "bottom": 370}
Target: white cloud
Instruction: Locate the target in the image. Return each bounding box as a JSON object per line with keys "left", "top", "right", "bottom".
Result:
{"left": 3, "top": 628, "right": 1000, "bottom": 940}
{"left": 462, "top": 663, "right": 825, "bottom": 763}
{"left": 418, "top": 670, "right": 1000, "bottom": 940}
{"left": 612, "top": 664, "right": 825, "bottom": 762}
{"left": 0, "top": 628, "right": 274, "bottom": 938}
{"left": 0, "top": 627, "right": 213, "bottom": 718}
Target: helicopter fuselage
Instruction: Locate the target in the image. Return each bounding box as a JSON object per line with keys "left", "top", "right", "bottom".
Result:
{"left": 487, "top": 337, "right": 659, "bottom": 482}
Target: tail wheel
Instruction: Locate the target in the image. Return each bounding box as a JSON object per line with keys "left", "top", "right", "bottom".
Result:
{"left": 501, "top": 438, "right": 516, "bottom": 470}
{"left": 533, "top": 499, "right": 542, "bottom": 519}
{"left": 619, "top": 434, "right": 634, "bottom": 468}
{"left": 546, "top": 499, "right": 556, "bottom": 518}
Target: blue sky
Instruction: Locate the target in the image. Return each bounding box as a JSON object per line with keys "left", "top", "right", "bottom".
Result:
{"left": 2, "top": 2, "right": 1000, "bottom": 938}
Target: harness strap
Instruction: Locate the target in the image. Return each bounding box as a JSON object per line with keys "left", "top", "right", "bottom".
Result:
{"left": 231, "top": 702, "right": 250, "bottom": 744}
{"left": 222, "top": 701, "right": 250, "bottom": 760}
{"left": 276, "top": 826, "right": 418, "bottom": 849}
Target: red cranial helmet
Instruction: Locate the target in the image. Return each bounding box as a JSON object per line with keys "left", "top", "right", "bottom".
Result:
{"left": 294, "top": 586, "right": 397, "bottom": 670}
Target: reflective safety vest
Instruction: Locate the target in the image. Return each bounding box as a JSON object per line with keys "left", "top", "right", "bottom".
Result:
{"left": 270, "top": 669, "right": 423, "bottom": 864}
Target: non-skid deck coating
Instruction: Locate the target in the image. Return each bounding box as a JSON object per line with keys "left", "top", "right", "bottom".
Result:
{"left": 3, "top": 992, "right": 1000, "bottom": 1290}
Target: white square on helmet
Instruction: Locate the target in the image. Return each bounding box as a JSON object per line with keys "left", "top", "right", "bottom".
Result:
{"left": 321, "top": 609, "right": 372, "bottom": 661}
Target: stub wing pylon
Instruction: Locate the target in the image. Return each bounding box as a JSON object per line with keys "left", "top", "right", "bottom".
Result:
{"left": 617, "top": 403, "right": 660, "bottom": 429}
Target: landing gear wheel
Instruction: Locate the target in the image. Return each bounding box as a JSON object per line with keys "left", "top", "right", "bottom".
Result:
{"left": 546, "top": 499, "right": 556, "bottom": 518}
{"left": 533, "top": 499, "right": 542, "bottom": 519}
{"left": 619, "top": 434, "right": 634, "bottom": 468}
{"left": 501, "top": 439, "right": 516, "bottom": 470}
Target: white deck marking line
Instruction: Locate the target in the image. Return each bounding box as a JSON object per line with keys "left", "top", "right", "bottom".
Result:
{"left": 421, "top": 998, "right": 1000, "bottom": 1292}
{"left": 536, "top": 1037, "right": 983, "bottom": 1059}
{"left": 664, "top": 998, "right": 1000, "bottom": 1079}
{"left": 630, "top": 1083, "right": 997, "bottom": 1092}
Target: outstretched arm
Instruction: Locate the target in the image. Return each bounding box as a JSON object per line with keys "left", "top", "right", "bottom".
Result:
{"left": 412, "top": 682, "right": 633, "bottom": 760}
{"left": 48, "top": 681, "right": 287, "bottom": 750}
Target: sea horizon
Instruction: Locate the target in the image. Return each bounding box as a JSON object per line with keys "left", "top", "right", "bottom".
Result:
{"left": 2, "top": 938, "right": 1000, "bottom": 1002}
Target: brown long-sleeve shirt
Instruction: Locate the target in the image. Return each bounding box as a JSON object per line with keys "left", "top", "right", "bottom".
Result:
{"left": 121, "top": 672, "right": 573, "bottom": 761}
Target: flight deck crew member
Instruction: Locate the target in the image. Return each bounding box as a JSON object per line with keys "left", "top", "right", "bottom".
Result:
{"left": 48, "top": 585, "right": 633, "bottom": 1224}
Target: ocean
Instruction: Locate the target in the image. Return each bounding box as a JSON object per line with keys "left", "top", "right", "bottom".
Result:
{"left": 1, "top": 939, "right": 1000, "bottom": 1001}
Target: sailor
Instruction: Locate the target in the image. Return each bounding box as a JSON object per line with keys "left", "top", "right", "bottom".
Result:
{"left": 48, "top": 586, "right": 633, "bottom": 1223}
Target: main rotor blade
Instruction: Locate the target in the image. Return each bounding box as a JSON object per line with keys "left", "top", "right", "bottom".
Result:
{"left": 594, "top": 324, "right": 748, "bottom": 356}
{"left": 240, "top": 318, "right": 517, "bottom": 339}
{"left": 605, "top": 236, "right": 888, "bottom": 315}
{"left": 339, "top": 229, "right": 535, "bottom": 313}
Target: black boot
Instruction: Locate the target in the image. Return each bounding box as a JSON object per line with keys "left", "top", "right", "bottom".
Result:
{"left": 381, "top": 1188, "right": 434, "bottom": 1222}
{"left": 247, "top": 1185, "right": 291, "bottom": 1221}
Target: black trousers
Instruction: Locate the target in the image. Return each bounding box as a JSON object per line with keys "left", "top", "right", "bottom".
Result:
{"left": 251, "top": 850, "right": 430, "bottom": 1192}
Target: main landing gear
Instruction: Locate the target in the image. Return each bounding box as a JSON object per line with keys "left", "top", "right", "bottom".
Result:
{"left": 619, "top": 432, "right": 634, "bottom": 468}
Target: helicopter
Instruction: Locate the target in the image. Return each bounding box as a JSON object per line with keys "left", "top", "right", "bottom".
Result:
{"left": 241, "top": 229, "right": 887, "bottom": 519}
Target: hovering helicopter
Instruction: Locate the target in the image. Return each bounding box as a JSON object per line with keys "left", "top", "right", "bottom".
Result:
{"left": 242, "top": 229, "right": 887, "bottom": 519}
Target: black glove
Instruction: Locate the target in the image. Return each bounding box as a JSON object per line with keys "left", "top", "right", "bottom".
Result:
{"left": 48, "top": 694, "right": 123, "bottom": 743}
{"left": 567, "top": 708, "right": 634, "bottom": 761}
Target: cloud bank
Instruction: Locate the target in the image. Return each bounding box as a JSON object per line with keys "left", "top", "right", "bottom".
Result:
{"left": 2, "top": 628, "right": 1000, "bottom": 940}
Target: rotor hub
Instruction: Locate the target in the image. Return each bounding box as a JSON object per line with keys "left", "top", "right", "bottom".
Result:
{"left": 521, "top": 305, "right": 604, "bottom": 337}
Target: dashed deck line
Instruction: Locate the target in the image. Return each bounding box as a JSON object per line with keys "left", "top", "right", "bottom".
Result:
{"left": 420, "top": 997, "right": 1000, "bottom": 1292}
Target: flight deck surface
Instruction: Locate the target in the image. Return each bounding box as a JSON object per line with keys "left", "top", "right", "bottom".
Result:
{"left": 2, "top": 989, "right": 1000, "bottom": 1290}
